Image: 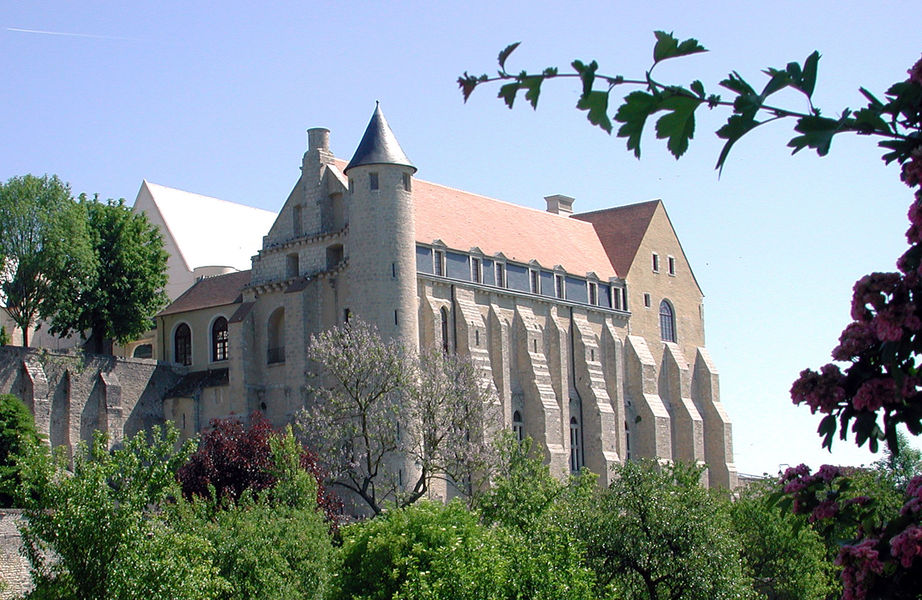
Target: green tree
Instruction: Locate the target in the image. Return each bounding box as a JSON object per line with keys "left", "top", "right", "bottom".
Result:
{"left": 727, "top": 481, "right": 834, "bottom": 600}
{"left": 476, "top": 435, "right": 595, "bottom": 600}
{"left": 575, "top": 460, "right": 753, "bottom": 600}
{"left": 0, "top": 174, "right": 95, "bottom": 347}
{"left": 48, "top": 197, "right": 168, "bottom": 354}
{"left": 176, "top": 430, "right": 335, "bottom": 600}
{"left": 17, "top": 425, "right": 224, "bottom": 600}
{"left": 0, "top": 393, "right": 42, "bottom": 507}
{"left": 333, "top": 500, "right": 509, "bottom": 600}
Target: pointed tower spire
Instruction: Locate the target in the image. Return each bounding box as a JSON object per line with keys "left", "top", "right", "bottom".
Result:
{"left": 345, "top": 102, "right": 416, "bottom": 174}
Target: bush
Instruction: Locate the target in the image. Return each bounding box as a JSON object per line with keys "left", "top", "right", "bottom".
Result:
{"left": 0, "top": 393, "right": 42, "bottom": 506}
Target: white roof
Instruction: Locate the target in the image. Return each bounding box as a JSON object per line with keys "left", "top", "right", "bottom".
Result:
{"left": 134, "top": 181, "right": 277, "bottom": 272}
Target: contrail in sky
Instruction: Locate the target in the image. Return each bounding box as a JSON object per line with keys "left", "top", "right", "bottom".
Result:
{"left": 6, "top": 27, "right": 142, "bottom": 42}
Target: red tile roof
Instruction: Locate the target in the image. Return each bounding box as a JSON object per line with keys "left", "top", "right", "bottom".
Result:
{"left": 158, "top": 270, "right": 250, "bottom": 316}
{"left": 412, "top": 179, "right": 619, "bottom": 279}
{"left": 572, "top": 200, "right": 660, "bottom": 277}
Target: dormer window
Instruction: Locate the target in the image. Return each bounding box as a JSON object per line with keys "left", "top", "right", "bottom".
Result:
{"left": 555, "top": 274, "right": 565, "bottom": 299}
{"left": 433, "top": 250, "right": 445, "bottom": 276}
{"left": 369, "top": 172, "right": 379, "bottom": 191}
{"left": 530, "top": 269, "right": 541, "bottom": 294}
{"left": 588, "top": 282, "right": 598, "bottom": 305}
{"left": 495, "top": 262, "right": 506, "bottom": 288}
{"left": 471, "top": 257, "right": 482, "bottom": 283}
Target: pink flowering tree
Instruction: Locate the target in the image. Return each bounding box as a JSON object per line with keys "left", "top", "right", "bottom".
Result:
{"left": 460, "top": 34, "right": 922, "bottom": 600}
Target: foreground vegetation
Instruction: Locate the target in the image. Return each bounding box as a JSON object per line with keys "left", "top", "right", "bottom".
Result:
{"left": 3, "top": 391, "right": 918, "bottom": 600}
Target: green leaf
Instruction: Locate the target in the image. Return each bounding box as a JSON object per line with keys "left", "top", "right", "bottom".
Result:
{"left": 690, "top": 80, "right": 705, "bottom": 98}
{"left": 652, "top": 31, "right": 706, "bottom": 64}
{"left": 615, "top": 91, "right": 660, "bottom": 157}
{"left": 719, "top": 72, "right": 756, "bottom": 97}
{"left": 576, "top": 90, "right": 612, "bottom": 133}
{"left": 457, "top": 72, "right": 487, "bottom": 102}
{"left": 761, "top": 69, "right": 791, "bottom": 98}
{"left": 787, "top": 114, "right": 844, "bottom": 156}
{"left": 714, "top": 114, "right": 760, "bottom": 172}
{"left": 498, "top": 82, "right": 519, "bottom": 109}
{"left": 572, "top": 59, "right": 598, "bottom": 97}
{"left": 498, "top": 42, "right": 521, "bottom": 71}
{"left": 654, "top": 94, "right": 701, "bottom": 158}
{"left": 818, "top": 415, "right": 837, "bottom": 437}
{"left": 852, "top": 107, "right": 890, "bottom": 134}
{"left": 800, "top": 51, "right": 820, "bottom": 98}
{"left": 522, "top": 76, "right": 544, "bottom": 109}
{"left": 859, "top": 86, "right": 884, "bottom": 108}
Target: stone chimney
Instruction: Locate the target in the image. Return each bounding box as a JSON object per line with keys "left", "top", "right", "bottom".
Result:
{"left": 306, "top": 127, "right": 333, "bottom": 166}
{"left": 545, "top": 194, "right": 574, "bottom": 216}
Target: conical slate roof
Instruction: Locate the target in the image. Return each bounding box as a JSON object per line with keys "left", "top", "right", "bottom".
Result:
{"left": 345, "top": 103, "right": 416, "bottom": 174}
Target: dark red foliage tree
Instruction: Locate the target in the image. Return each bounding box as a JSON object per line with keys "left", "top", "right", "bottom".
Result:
{"left": 177, "top": 412, "right": 341, "bottom": 525}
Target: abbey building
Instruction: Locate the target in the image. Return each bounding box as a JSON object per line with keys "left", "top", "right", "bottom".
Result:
{"left": 150, "top": 105, "right": 737, "bottom": 489}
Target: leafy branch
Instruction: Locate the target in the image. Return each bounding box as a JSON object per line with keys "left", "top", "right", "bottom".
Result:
{"left": 459, "top": 32, "right": 919, "bottom": 173}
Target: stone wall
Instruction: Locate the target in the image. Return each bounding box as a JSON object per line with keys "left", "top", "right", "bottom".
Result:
{"left": 0, "top": 346, "right": 182, "bottom": 456}
{"left": 0, "top": 510, "right": 28, "bottom": 600}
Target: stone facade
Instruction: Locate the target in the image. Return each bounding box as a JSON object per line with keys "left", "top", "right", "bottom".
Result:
{"left": 155, "top": 105, "right": 737, "bottom": 490}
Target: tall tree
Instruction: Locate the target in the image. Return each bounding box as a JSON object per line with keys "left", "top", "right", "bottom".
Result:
{"left": 0, "top": 174, "right": 95, "bottom": 346}
{"left": 298, "top": 319, "right": 498, "bottom": 515}
{"left": 48, "top": 196, "right": 169, "bottom": 354}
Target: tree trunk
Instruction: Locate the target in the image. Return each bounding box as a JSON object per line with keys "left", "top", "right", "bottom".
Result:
{"left": 21, "top": 325, "right": 28, "bottom": 347}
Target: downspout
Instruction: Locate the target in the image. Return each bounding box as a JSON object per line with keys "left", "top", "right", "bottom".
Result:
{"left": 451, "top": 284, "right": 458, "bottom": 353}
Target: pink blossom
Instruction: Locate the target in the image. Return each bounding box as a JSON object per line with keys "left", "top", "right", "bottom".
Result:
{"left": 909, "top": 55, "right": 922, "bottom": 85}
{"left": 832, "top": 322, "right": 878, "bottom": 361}
{"left": 791, "top": 364, "right": 847, "bottom": 414}
{"left": 903, "top": 475, "right": 922, "bottom": 515}
{"left": 816, "top": 464, "right": 841, "bottom": 482}
{"left": 852, "top": 378, "right": 898, "bottom": 412}
{"left": 809, "top": 499, "right": 840, "bottom": 522}
{"left": 890, "top": 525, "right": 922, "bottom": 568}
{"left": 850, "top": 273, "right": 903, "bottom": 322}
{"left": 836, "top": 539, "right": 884, "bottom": 600}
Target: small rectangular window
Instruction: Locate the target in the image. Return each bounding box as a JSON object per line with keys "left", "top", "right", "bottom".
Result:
{"left": 394, "top": 309, "right": 399, "bottom": 325}
{"left": 530, "top": 269, "right": 540, "bottom": 294}
{"left": 652, "top": 253, "right": 659, "bottom": 273}
{"left": 471, "top": 257, "right": 482, "bottom": 283}
{"left": 643, "top": 293, "right": 652, "bottom": 308}
{"left": 621, "top": 288, "right": 629, "bottom": 311}
{"left": 668, "top": 256, "right": 676, "bottom": 275}
{"left": 555, "top": 274, "right": 565, "bottom": 299}
{"left": 370, "top": 172, "right": 379, "bottom": 190}
{"left": 392, "top": 262, "right": 397, "bottom": 278}
{"left": 495, "top": 263, "right": 505, "bottom": 288}
{"left": 588, "top": 282, "right": 598, "bottom": 305}
{"left": 402, "top": 172, "right": 411, "bottom": 191}
{"left": 434, "top": 250, "right": 444, "bottom": 276}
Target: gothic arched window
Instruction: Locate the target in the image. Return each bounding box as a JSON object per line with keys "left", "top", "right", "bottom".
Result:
{"left": 569, "top": 416, "right": 583, "bottom": 473}
{"left": 174, "top": 323, "right": 191, "bottom": 366}
{"left": 212, "top": 317, "right": 228, "bottom": 362}
{"left": 440, "top": 306, "right": 450, "bottom": 353}
{"left": 512, "top": 410, "right": 525, "bottom": 442}
{"left": 267, "top": 308, "right": 285, "bottom": 364}
{"left": 659, "top": 299, "right": 676, "bottom": 343}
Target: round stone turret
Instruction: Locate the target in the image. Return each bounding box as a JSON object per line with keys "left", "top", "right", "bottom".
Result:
{"left": 345, "top": 104, "right": 419, "bottom": 350}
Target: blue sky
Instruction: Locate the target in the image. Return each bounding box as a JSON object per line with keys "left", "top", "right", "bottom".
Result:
{"left": 2, "top": 0, "right": 919, "bottom": 475}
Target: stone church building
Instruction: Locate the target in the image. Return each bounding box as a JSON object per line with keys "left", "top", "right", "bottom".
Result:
{"left": 152, "top": 105, "right": 737, "bottom": 489}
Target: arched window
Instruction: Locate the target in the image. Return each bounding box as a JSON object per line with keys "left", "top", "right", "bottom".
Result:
{"left": 174, "top": 323, "right": 191, "bottom": 366}
{"left": 512, "top": 410, "right": 525, "bottom": 442}
{"left": 267, "top": 308, "right": 285, "bottom": 364}
{"left": 212, "top": 317, "right": 228, "bottom": 362}
{"left": 569, "top": 416, "right": 583, "bottom": 473}
{"left": 659, "top": 299, "right": 676, "bottom": 342}
{"left": 132, "top": 344, "right": 152, "bottom": 359}
{"left": 440, "top": 306, "right": 450, "bottom": 353}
